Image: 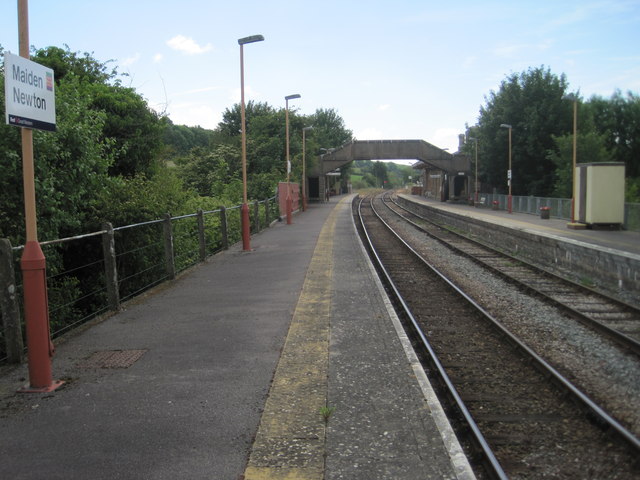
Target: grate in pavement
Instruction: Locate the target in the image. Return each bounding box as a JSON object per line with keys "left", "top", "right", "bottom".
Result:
{"left": 81, "top": 349, "right": 147, "bottom": 369}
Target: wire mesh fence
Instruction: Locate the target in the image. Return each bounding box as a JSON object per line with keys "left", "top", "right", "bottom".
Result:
{"left": 479, "top": 193, "right": 639, "bottom": 229}
{"left": 0, "top": 196, "right": 278, "bottom": 363}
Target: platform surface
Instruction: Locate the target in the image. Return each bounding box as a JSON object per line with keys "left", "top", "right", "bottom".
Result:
{"left": 0, "top": 194, "right": 472, "bottom": 480}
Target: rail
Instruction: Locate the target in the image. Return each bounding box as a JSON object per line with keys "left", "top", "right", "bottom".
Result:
{"left": 0, "top": 196, "right": 280, "bottom": 363}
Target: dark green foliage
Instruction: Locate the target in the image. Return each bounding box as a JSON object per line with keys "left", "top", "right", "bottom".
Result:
{"left": 469, "top": 66, "right": 639, "bottom": 201}
{"left": 175, "top": 146, "right": 240, "bottom": 198}
{"left": 588, "top": 91, "right": 640, "bottom": 178}
{"left": 32, "top": 46, "right": 163, "bottom": 178}
{"left": 350, "top": 160, "right": 413, "bottom": 189}
{"left": 475, "top": 66, "right": 571, "bottom": 197}
{"left": 31, "top": 45, "right": 115, "bottom": 85}
{"left": 547, "top": 130, "right": 613, "bottom": 198}
{"left": 162, "top": 119, "right": 215, "bottom": 156}
{"left": 372, "top": 161, "right": 389, "bottom": 188}
{"left": 306, "top": 108, "right": 353, "bottom": 150}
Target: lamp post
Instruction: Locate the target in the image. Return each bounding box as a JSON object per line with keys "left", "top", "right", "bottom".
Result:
{"left": 500, "top": 124, "right": 513, "bottom": 213}
{"left": 285, "top": 94, "right": 300, "bottom": 225}
{"left": 467, "top": 136, "right": 479, "bottom": 205}
{"left": 238, "top": 34, "right": 264, "bottom": 251}
{"left": 16, "top": 0, "right": 63, "bottom": 393}
{"left": 563, "top": 94, "right": 578, "bottom": 224}
{"left": 301, "top": 126, "right": 313, "bottom": 211}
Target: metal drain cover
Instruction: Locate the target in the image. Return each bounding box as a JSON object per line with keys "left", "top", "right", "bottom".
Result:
{"left": 81, "top": 349, "right": 147, "bottom": 369}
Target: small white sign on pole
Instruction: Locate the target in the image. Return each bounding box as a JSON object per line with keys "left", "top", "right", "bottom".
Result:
{"left": 4, "top": 51, "right": 56, "bottom": 132}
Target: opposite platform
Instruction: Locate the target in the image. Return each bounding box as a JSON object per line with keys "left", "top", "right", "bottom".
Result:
{"left": 399, "top": 193, "right": 640, "bottom": 256}
{"left": 0, "top": 194, "right": 472, "bottom": 480}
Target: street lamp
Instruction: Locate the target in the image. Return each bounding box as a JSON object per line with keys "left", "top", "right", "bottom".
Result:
{"left": 301, "top": 126, "right": 314, "bottom": 211}
{"left": 285, "top": 93, "right": 301, "bottom": 225}
{"left": 467, "top": 136, "right": 479, "bottom": 205}
{"left": 500, "top": 123, "right": 513, "bottom": 213}
{"left": 563, "top": 93, "right": 578, "bottom": 224}
{"left": 238, "top": 34, "right": 264, "bottom": 251}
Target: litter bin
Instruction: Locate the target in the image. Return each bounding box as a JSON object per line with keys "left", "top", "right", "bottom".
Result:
{"left": 540, "top": 207, "right": 550, "bottom": 219}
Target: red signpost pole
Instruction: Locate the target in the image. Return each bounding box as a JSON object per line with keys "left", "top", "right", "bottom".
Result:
{"left": 21, "top": 242, "right": 61, "bottom": 392}
{"left": 17, "top": 0, "right": 62, "bottom": 393}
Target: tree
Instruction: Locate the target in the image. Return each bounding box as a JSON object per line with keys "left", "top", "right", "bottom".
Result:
{"left": 162, "top": 120, "right": 215, "bottom": 157}
{"left": 474, "top": 66, "right": 571, "bottom": 196}
{"left": 306, "top": 108, "right": 353, "bottom": 151}
{"left": 32, "top": 46, "right": 164, "bottom": 178}
{"left": 547, "top": 131, "right": 613, "bottom": 197}
{"left": 175, "top": 145, "right": 240, "bottom": 198}
{"left": 215, "top": 103, "right": 354, "bottom": 199}
{"left": 588, "top": 91, "right": 640, "bottom": 179}
{"left": 372, "top": 161, "right": 389, "bottom": 188}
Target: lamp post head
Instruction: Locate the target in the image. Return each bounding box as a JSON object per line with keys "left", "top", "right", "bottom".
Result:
{"left": 303, "top": 126, "right": 314, "bottom": 132}
{"left": 500, "top": 123, "right": 512, "bottom": 129}
{"left": 285, "top": 94, "right": 301, "bottom": 101}
{"left": 238, "top": 35, "right": 264, "bottom": 45}
{"left": 562, "top": 93, "right": 578, "bottom": 102}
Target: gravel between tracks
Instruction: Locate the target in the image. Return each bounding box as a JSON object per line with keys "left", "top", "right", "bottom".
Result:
{"left": 380, "top": 203, "right": 640, "bottom": 438}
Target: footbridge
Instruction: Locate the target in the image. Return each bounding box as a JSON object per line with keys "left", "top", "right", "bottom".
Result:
{"left": 307, "top": 139, "right": 472, "bottom": 201}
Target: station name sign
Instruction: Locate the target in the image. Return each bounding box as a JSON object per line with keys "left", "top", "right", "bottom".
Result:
{"left": 4, "top": 52, "right": 56, "bottom": 132}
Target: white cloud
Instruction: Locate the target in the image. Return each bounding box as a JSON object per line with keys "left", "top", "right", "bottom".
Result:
{"left": 153, "top": 53, "right": 163, "bottom": 63}
{"left": 168, "top": 103, "right": 219, "bottom": 129}
{"left": 122, "top": 53, "right": 140, "bottom": 66}
{"left": 378, "top": 104, "right": 391, "bottom": 111}
{"left": 166, "top": 35, "right": 213, "bottom": 55}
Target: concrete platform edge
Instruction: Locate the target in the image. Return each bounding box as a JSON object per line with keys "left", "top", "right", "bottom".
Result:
{"left": 350, "top": 200, "right": 476, "bottom": 480}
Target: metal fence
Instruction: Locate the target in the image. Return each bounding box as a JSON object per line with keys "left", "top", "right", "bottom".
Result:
{"left": 478, "top": 193, "right": 640, "bottom": 231}
{"left": 0, "top": 197, "right": 280, "bottom": 363}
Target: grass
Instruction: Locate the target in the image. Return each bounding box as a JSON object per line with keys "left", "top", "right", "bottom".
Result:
{"left": 319, "top": 405, "right": 335, "bottom": 423}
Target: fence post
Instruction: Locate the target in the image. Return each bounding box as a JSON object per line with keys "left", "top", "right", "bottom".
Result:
{"left": 0, "top": 239, "right": 24, "bottom": 363}
{"left": 253, "top": 201, "right": 260, "bottom": 233}
{"left": 101, "top": 223, "right": 120, "bottom": 312}
{"left": 163, "top": 214, "right": 176, "bottom": 280}
{"left": 265, "top": 198, "right": 271, "bottom": 226}
{"left": 197, "top": 210, "right": 206, "bottom": 262}
{"left": 220, "top": 207, "right": 229, "bottom": 250}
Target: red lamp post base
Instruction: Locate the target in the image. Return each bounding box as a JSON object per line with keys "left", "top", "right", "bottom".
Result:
{"left": 18, "top": 380, "right": 64, "bottom": 394}
{"left": 286, "top": 196, "right": 293, "bottom": 225}
{"left": 241, "top": 203, "right": 251, "bottom": 251}
{"left": 19, "top": 241, "right": 63, "bottom": 393}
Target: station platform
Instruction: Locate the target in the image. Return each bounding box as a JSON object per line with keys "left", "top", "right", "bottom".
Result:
{"left": 399, "top": 193, "right": 640, "bottom": 256}
{"left": 0, "top": 195, "right": 473, "bottom": 480}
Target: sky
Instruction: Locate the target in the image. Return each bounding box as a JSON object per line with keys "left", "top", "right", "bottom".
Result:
{"left": 2, "top": 0, "right": 640, "bottom": 157}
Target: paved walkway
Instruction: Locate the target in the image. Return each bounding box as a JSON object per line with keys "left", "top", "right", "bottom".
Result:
{"left": 0, "top": 195, "right": 472, "bottom": 480}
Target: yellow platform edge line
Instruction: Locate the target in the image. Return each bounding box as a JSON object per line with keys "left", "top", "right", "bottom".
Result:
{"left": 243, "top": 200, "right": 346, "bottom": 480}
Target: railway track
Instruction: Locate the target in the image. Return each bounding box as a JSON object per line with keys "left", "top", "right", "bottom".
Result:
{"left": 385, "top": 192, "right": 640, "bottom": 353}
{"left": 355, "top": 193, "right": 640, "bottom": 479}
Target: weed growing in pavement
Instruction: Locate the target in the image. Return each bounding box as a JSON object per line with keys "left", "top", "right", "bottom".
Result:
{"left": 319, "top": 405, "right": 335, "bottom": 423}
{"left": 580, "top": 276, "right": 596, "bottom": 288}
